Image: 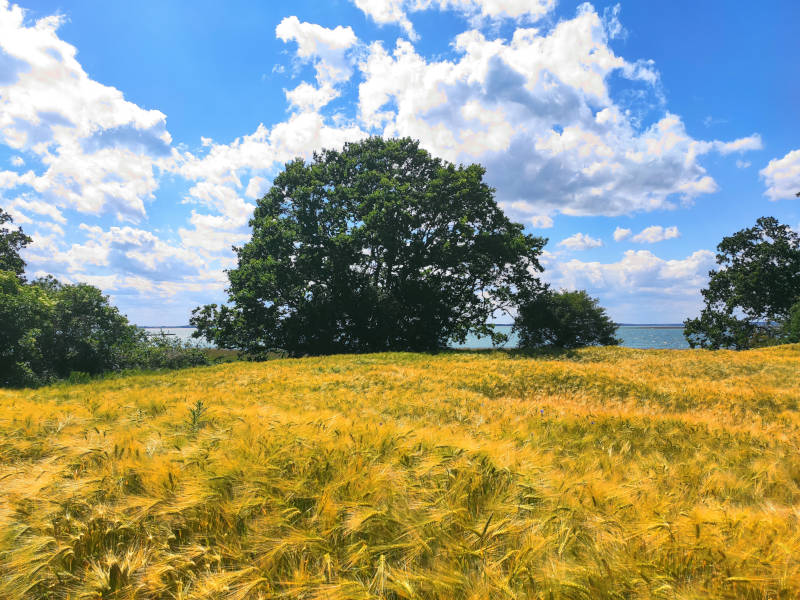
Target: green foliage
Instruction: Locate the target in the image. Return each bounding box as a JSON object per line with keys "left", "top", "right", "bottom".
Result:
{"left": 514, "top": 289, "right": 620, "bottom": 349}
{"left": 684, "top": 216, "right": 800, "bottom": 349}
{"left": 0, "top": 207, "right": 32, "bottom": 278}
{"left": 67, "top": 371, "right": 92, "bottom": 384}
{"left": 192, "top": 137, "right": 546, "bottom": 357}
{"left": 186, "top": 399, "right": 208, "bottom": 433}
{"left": 0, "top": 270, "right": 54, "bottom": 386}
{"left": 1, "top": 275, "right": 208, "bottom": 387}
{"left": 119, "top": 332, "right": 209, "bottom": 371}
{"left": 781, "top": 300, "right": 800, "bottom": 343}
{"left": 1, "top": 211, "right": 210, "bottom": 386}
{"left": 42, "top": 280, "right": 145, "bottom": 376}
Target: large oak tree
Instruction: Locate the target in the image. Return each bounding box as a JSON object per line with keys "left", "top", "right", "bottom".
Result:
{"left": 192, "top": 137, "right": 547, "bottom": 356}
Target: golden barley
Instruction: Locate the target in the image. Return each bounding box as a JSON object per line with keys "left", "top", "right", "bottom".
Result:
{"left": 0, "top": 345, "right": 798, "bottom": 598}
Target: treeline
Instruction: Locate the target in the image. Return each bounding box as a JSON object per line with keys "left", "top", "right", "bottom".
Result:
{"left": 3, "top": 138, "right": 796, "bottom": 386}
{"left": 1, "top": 210, "right": 207, "bottom": 387}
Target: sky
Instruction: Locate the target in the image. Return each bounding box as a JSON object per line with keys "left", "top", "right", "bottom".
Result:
{"left": 0, "top": 0, "right": 798, "bottom": 325}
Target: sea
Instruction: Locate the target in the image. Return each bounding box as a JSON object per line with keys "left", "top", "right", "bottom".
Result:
{"left": 142, "top": 324, "right": 690, "bottom": 350}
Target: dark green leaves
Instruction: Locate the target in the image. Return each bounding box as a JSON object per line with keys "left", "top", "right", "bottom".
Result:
{"left": 0, "top": 207, "right": 32, "bottom": 278}
{"left": 514, "top": 289, "right": 620, "bottom": 350}
{"left": 684, "top": 217, "right": 800, "bottom": 349}
{"left": 192, "top": 137, "right": 546, "bottom": 356}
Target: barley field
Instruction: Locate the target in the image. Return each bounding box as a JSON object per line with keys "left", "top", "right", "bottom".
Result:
{"left": 1, "top": 345, "right": 799, "bottom": 599}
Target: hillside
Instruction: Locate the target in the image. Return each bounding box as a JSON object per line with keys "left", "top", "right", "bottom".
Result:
{"left": 1, "top": 346, "right": 799, "bottom": 599}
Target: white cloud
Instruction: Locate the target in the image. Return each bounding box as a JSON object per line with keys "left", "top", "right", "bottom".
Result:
{"left": 0, "top": 2, "right": 770, "bottom": 325}
{"left": 735, "top": 159, "right": 751, "bottom": 169}
{"left": 550, "top": 249, "right": 714, "bottom": 295}
{"left": 530, "top": 214, "right": 553, "bottom": 228}
{"left": 613, "top": 226, "right": 631, "bottom": 241}
{"left": 352, "top": 0, "right": 556, "bottom": 39}
{"left": 602, "top": 4, "right": 626, "bottom": 40}
{"left": 0, "top": 1, "right": 171, "bottom": 220}
{"left": 437, "top": 0, "right": 556, "bottom": 20}
{"left": 245, "top": 175, "right": 269, "bottom": 199}
{"left": 355, "top": 5, "right": 756, "bottom": 220}
{"left": 630, "top": 225, "right": 680, "bottom": 243}
{"left": 37, "top": 220, "right": 64, "bottom": 237}
{"left": 712, "top": 134, "right": 762, "bottom": 155}
{"left": 285, "top": 81, "right": 340, "bottom": 112}
{"left": 558, "top": 232, "right": 603, "bottom": 250}
{"left": 6, "top": 195, "right": 65, "bottom": 223}
{"left": 353, "top": 0, "right": 417, "bottom": 39}
{"left": 275, "top": 16, "right": 358, "bottom": 87}
{"left": 543, "top": 248, "right": 716, "bottom": 321}
{"left": 10, "top": 155, "right": 23, "bottom": 166}
{"left": 760, "top": 149, "right": 800, "bottom": 201}
{"left": 178, "top": 211, "right": 251, "bottom": 254}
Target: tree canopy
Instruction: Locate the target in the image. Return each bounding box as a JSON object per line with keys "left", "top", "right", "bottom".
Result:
{"left": 684, "top": 216, "right": 800, "bottom": 349}
{"left": 1, "top": 209, "right": 208, "bottom": 387}
{"left": 0, "top": 207, "right": 32, "bottom": 278}
{"left": 192, "top": 137, "right": 547, "bottom": 356}
{"left": 514, "top": 289, "right": 620, "bottom": 350}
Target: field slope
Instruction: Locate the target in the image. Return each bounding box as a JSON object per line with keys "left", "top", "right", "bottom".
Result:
{"left": 1, "top": 346, "right": 799, "bottom": 599}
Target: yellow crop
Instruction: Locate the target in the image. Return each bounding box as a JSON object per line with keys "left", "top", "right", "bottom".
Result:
{"left": 1, "top": 345, "right": 799, "bottom": 599}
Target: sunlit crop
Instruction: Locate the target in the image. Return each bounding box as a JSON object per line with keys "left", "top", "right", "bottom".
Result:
{"left": 1, "top": 345, "right": 799, "bottom": 599}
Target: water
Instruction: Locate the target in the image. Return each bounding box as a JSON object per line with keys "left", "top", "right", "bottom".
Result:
{"left": 141, "top": 327, "right": 213, "bottom": 348}
{"left": 143, "top": 325, "right": 689, "bottom": 350}
{"left": 453, "top": 325, "right": 688, "bottom": 350}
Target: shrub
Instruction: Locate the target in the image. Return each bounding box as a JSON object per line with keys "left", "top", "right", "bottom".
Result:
{"left": 120, "top": 333, "right": 209, "bottom": 371}
{"left": 514, "top": 289, "right": 620, "bottom": 349}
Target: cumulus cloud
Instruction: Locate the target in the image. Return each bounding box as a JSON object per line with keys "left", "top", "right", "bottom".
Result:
{"left": 245, "top": 175, "right": 269, "bottom": 199}
{"left": 712, "top": 134, "right": 762, "bottom": 155}
{"left": 353, "top": 0, "right": 417, "bottom": 39}
{"left": 543, "top": 248, "right": 716, "bottom": 321}
{"left": 760, "top": 149, "right": 800, "bottom": 201}
{"left": 530, "top": 214, "right": 553, "bottom": 228}
{"left": 613, "top": 226, "right": 631, "bottom": 241}
{"left": 25, "top": 223, "right": 205, "bottom": 280}
{"left": 276, "top": 16, "right": 358, "bottom": 88}
{"left": 10, "top": 154, "right": 23, "bottom": 166}
{"left": 352, "top": 0, "right": 556, "bottom": 39}
{"left": 0, "top": 1, "right": 171, "bottom": 220}
{"left": 551, "top": 248, "right": 713, "bottom": 294}
{"left": 630, "top": 225, "right": 680, "bottom": 243}
{"left": 558, "top": 232, "right": 603, "bottom": 250}
{"left": 6, "top": 194, "right": 65, "bottom": 223}
{"left": 355, "top": 5, "right": 757, "bottom": 221}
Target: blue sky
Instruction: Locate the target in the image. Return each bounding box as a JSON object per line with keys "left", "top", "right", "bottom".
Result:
{"left": 1, "top": 0, "right": 798, "bottom": 325}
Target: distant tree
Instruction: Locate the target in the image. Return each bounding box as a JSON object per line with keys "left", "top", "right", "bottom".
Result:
{"left": 514, "top": 289, "right": 620, "bottom": 349}
{"left": 0, "top": 207, "right": 32, "bottom": 278}
{"left": 684, "top": 217, "right": 800, "bottom": 349}
{"left": 192, "top": 137, "right": 547, "bottom": 356}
